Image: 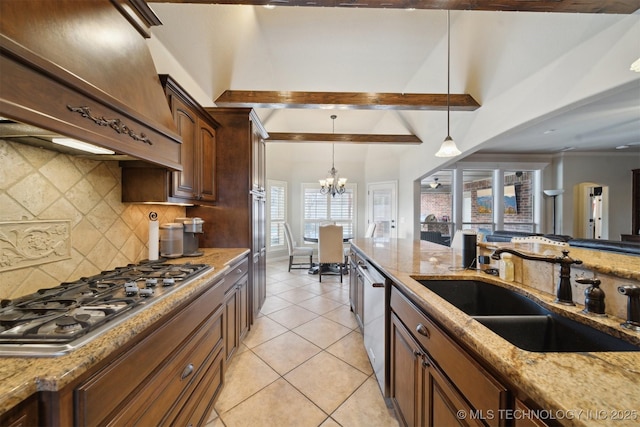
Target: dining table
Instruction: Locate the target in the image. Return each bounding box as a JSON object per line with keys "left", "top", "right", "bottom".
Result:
{"left": 303, "top": 235, "right": 352, "bottom": 274}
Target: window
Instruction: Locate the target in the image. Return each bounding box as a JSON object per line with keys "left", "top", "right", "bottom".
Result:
{"left": 462, "top": 169, "right": 494, "bottom": 234}
{"left": 420, "top": 168, "right": 539, "bottom": 238}
{"left": 302, "top": 183, "right": 356, "bottom": 240}
{"left": 268, "top": 180, "right": 287, "bottom": 250}
{"left": 503, "top": 170, "right": 535, "bottom": 232}
{"left": 420, "top": 171, "right": 454, "bottom": 240}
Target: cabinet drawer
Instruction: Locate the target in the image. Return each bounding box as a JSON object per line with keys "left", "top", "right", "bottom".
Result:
{"left": 170, "top": 344, "right": 225, "bottom": 426}
{"left": 112, "top": 306, "right": 224, "bottom": 426}
{"left": 224, "top": 257, "right": 249, "bottom": 293}
{"left": 75, "top": 278, "right": 224, "bottom": 426}
{"left": 391, "top": 287, "right": 507, "bottom": 426}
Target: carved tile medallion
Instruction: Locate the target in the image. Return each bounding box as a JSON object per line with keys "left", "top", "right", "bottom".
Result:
{"left": 0, "top": 220, "right": 71, "bottom": 272}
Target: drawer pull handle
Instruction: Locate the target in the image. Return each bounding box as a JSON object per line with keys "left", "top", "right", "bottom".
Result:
{"left": 416, "top": 323, "right": 430, "bottom": 338}
{"left": 422, "top": 360, "right": 431, "bottom": 368}
{"left": 413, "top": 349, "right": 422, "bottom": 357}
{"left": 236, "top": 269, "right": 242, "bottom": 273}
{"left": 181, "top": 363, "right": 194, "bottom": 380}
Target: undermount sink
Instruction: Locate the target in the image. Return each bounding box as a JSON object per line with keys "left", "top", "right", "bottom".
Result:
{"left": 417, "top": 280, "right": 548, "bottom": 316}
{"left": 417, "top": 280, "right": 640, "bottom": 353}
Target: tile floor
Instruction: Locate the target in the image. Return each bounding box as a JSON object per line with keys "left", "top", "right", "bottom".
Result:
{"left": 205, "top": 258, "right": 399, "bottom": 427}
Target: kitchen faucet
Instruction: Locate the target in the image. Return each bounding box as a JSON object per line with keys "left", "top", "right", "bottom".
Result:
{"left": 491, "top": 248, "right": 583, "bottom": 305}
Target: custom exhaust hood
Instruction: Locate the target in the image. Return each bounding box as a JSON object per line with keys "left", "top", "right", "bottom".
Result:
{"left": 0, "top": 0, "right": 182, "bottom": 170}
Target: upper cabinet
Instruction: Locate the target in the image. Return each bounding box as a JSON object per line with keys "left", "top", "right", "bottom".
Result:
{"left": 121, "top": 76, "right": 218, "bottom": 205}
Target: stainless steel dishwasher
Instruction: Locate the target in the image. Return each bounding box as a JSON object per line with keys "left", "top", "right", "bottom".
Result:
{"left": 358, "top": 259, "right": 389, "bottom": 397}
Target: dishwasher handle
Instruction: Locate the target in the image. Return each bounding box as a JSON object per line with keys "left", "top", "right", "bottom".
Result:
{"left": 357, "top": 264, "right": 386, "bottom": 288}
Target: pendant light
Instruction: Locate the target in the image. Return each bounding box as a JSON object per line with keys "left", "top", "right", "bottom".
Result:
{"left": 319, "top": 115, "right": 347, "bottom": 197}
{"left": 435, "top": 10, "right": 461, "bottom": 158}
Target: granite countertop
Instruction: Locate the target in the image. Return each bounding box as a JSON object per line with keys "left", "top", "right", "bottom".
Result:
{"left": 352, "top": 238, "right": 640, "bottom": 427}
{"left": 0, "top": 248, "right": 249, "bottom": 416}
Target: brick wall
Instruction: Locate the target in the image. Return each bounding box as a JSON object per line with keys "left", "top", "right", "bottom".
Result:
{"left": 420, "top": 172, "right": 534, "bottom": 232}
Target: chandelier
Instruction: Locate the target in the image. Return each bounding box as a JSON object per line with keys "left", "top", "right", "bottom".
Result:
{"left": 319, "top": 115, "right": 347, "bottom": 197}
{"left": 435, "top": 10, "right": 462, "bottom": 158}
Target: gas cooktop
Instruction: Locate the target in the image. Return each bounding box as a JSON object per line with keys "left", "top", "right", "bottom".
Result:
{"left": 0, "top": 262, "right": 212, "bottom": 357}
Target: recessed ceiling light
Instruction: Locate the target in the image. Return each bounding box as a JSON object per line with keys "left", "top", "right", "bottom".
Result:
{"left": 560, "top": 146, "right": 575, "bottom": 152}
{"left": 631, "top": 57, "right": 640, "bottom": 72}
{"left": 543, "top": 129, "right": 556, "bottom": 135}
{"left": 263, "top": 4, "right": 276, "bottom": 9}
{"left": 616, "top": 145, "right": 630, "bottom": 149}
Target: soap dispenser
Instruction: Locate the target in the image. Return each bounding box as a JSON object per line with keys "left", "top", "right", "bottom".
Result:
{"left": 499, "top": 254, "right": 514, "bottom": 282}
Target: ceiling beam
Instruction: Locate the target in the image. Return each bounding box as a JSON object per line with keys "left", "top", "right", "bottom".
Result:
{"left": 267, "top": 132, "right": 422, "bottom": 144}
{"left": 152, "top": 0, "right": 640, "bottom": 14}
{"left": 215, "top": 91, "right": 480, "bottom": 111}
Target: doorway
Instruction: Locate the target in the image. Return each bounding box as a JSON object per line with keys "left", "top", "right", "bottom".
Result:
{"left": 367, "top": 181, "right": 398, "bottom": 239}
{"left": 574, "top": 182, "right": 609, "bottom": 239}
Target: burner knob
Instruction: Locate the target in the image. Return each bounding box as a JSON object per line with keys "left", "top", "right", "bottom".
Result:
{"left": 145, "top": 278, "right": 158, "bottom": 287}
{"left": 124, "top": 282, "right": 139, "bottom": 296}
{"left": 163, "top": 277, "right": 175, "bottom": 287}
{"left": 139, "top": 288, "right": 154, "bottom": 298}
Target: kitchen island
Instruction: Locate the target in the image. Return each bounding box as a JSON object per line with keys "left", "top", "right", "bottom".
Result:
{"left": 351, "top": 238, "right": 640, "bottom": 427}
{"left": 0, "top": 248, "right": 249, "bottom": 424}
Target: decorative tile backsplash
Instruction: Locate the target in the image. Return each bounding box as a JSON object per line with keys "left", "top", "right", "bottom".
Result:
{"left": 0, "top": 140, "right": 186, "bottom": 299}
{"left": 0, "top": 220, "right": 71, "bottom": 271}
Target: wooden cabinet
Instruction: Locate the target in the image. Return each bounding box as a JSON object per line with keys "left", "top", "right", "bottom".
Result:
{"left": 189, "top": 108, "right": 268, "bottom": 321}
{"left": 121, "top": 75, "right": 218, "bottom": 205}
{"left": 513, "top": 399, "right": 550, "bottom": 427}
{"left": 224, "top": 257, "right": 250, "bottom": 363}
{"left": 349, "top": 250, "right": 365, "bottom": 331}
{"left": 69, "top": 276, "right": 226, "bottom": 426}
{"left": 0, "top": 395, "right": 38, "bottom": 427}
{"left": 252, "top": 193, "right": 267, "bottom": 318}
{"left": 390, "top": 286, "right": 508, "bottom": 427}
{"left": 391, "top": 312, "right": 483, "bottom": 427}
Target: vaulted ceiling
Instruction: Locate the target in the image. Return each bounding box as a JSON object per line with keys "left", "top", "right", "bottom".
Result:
{"left": 147, "top": 1, "right": 640, "bottom": 158}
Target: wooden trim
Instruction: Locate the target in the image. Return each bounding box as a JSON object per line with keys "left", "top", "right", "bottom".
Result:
{"left": 267, "top": 132, "right": 422, "bottom": 144}
{"left": 215, "top": 91, "right": 480, "bottom": 111}
{"left": 151, "top": 0, "right": 640, "bottom": 14}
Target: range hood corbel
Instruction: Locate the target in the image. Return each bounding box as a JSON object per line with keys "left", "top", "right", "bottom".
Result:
{"left": 0, "top": 0, "right": 182, "bottom": 170}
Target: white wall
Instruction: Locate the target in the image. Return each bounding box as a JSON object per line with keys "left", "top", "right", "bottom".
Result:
{"left": 266, "top": 143, "right": 367, "bottom": 243}
{"left": 558, "top": 152, "right": 637, "bottom": 239}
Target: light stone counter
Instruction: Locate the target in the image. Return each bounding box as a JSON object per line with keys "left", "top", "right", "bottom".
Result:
{"left": 0, "top": 248, "right": 249, "bottom": 416}
{"left": 352, "top": 238, "right": 640, "bottom": 427}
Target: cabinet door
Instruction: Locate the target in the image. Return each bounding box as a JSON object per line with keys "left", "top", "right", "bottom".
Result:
{"left": 0, "top": 395, "right": 38, "bottom": 427}
{"left": 170, "top": 95, "right": 197, "bottom": 200}
{"left": 238, "top": 275, "right": 250, "bottom": 342}
{"left": 390, "top": 313, "right": 422, "bottom": 427}
{"left": 251, "top": 123, "right": 266, "bottom": 191}
{"left": 252, "top": 195, "right": 266, "bottom": 318}
{"left": 424, "top": 362, "right": 484, "bottom": 427}
{"left": 224, "top": 288, "right": 238, "bottom": 363}
{"left": 514, "top": 399, "right": 549, "bottom": 427}
{"left": 198, "top": 119, "right": 217, "bottom": 203}
{"left": 391, "top": 305, "right": 485, "bottom": 427}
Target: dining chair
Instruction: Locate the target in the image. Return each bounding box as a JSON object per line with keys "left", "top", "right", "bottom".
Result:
{"left": 318, "top": 224, "right": 344, "bottom": 282}
{"left": 284, "top": 223, "right": 314, "bottom": 272}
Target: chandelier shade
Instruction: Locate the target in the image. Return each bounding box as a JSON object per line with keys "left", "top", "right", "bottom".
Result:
{"left": 319, "top": 115, "right": 347, "bottom": 197}
{"left": 435, "top": 10, "right": 461, "bottom": 158}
